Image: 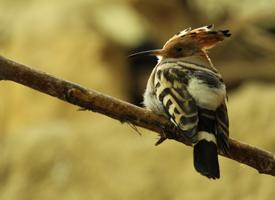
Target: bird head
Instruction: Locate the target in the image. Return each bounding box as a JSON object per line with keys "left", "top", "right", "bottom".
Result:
{"left": 129, "top": 25, "right": 231, "bottom": 60}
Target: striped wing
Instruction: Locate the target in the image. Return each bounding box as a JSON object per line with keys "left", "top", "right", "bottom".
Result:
{"left": 155, "top": 66, "right": 198, "bottom": 142}
{"left": 215, "top": 101, "right": 230, "bottom": 154}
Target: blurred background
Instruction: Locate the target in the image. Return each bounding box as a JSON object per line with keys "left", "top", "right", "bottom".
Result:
{"left": 0, "top": 0, "right": 275, "bottom": 199}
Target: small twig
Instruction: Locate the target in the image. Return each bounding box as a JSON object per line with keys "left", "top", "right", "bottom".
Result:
{"left": 0, "top": 55, "right": 275, "bottom": 176}
{"left": 127, "top": 122, "right": 142, "bottom": 136}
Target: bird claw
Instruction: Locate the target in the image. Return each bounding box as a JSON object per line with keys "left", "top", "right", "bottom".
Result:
{"left": 155, "top": 135, "right": 167, "bottom": 146}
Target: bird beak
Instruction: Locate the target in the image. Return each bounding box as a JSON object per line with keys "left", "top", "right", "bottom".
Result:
{"left": 128, "top": 49, "right": 163, "bottom": 58}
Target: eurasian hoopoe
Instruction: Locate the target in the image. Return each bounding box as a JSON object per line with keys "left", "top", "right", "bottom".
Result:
{"left": 130, "top": 25, "right": 230, "bottom": 179}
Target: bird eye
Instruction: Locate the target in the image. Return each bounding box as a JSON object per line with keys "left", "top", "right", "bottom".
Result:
{"left": 176, "top": 47, "right": 182, "bottom": 52}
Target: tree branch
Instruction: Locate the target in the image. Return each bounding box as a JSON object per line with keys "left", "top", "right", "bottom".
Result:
{"left": 0, "top": 55, "right": 274, "bottom": 177}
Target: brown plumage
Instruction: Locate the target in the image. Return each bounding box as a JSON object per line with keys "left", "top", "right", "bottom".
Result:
{"left": 159, "top": 24, "right": 231, "bottom": 68}
{"left": 129, "top": 25, "right": 231, "bottom": 69}
{"left": 163, "top": 24, "right": 230, "bottom": 56}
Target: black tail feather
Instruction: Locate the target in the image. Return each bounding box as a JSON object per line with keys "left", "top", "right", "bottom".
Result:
{"left": 193, "top": 140, "right": 220, "bottom": 179}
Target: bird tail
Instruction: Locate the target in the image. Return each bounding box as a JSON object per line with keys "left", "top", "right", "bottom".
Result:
{"left": 193, "top": 131, "right": 220, "bottom": 179}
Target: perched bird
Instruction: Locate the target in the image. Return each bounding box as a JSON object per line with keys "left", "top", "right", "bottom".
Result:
{"left": 130, "top": 25, "right": 230, "bottom": 179}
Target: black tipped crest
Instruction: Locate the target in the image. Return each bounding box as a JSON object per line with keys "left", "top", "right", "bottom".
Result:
{"left": 128, "top": 25, "right": 231, "bottom": 61}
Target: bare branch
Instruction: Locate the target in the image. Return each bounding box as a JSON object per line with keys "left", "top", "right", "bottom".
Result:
{"left": 0, "top": 55, "right": 274, "bottom": 176}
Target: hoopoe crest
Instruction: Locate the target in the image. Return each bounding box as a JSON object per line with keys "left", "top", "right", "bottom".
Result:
{"left": 130, "top": 24, "right": 231, "bottom": 68}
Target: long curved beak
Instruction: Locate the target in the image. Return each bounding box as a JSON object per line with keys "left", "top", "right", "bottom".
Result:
{"left": 128, "top": 49, "right": 163, "bottom": 58}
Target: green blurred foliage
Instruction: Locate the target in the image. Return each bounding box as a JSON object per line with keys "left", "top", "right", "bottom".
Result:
{"left": 0, "top": 0, "right": 275, "bottom": 199}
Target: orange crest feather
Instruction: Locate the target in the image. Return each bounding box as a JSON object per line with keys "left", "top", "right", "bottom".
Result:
{"left": 164, "top": 24, "right": 231, "bottom": 51}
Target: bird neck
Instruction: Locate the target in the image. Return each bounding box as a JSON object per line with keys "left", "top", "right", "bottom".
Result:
{"left": 181, "top": 56, "right": 210, "bottom": 67}
{"left": 158, "top": 55, "right": 218, "bottom": 72}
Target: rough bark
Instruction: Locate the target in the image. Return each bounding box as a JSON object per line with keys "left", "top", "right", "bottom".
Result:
{"left": 0, "top": 55, "right": 274, "bottom": 176}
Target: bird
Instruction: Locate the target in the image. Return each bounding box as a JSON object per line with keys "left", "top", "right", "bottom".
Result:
{"left": 130, "top": 24, "right": 230, "bottom": 179}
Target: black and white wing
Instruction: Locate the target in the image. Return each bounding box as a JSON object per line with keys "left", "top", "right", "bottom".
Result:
{"left": 154, "top": 66, "right": 198, "bottom": 142}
